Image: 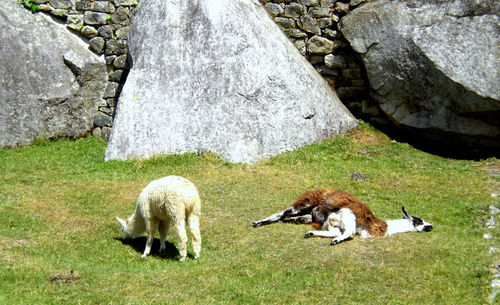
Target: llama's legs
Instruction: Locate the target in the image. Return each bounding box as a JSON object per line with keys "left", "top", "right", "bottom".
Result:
{"left": 281, "top": 215, "right": 313, "bottom": 224}
{"left": 253, "top": 207, "right": 307, "bottom": 227}
{"left": 158, "top": 220, "right": 170, "bottom": 253}
{"left": 187, "top": 213, "right": 202, "bottom": 259}
{"left": 174, "top": 217, "right": 188, "bottom": 262}
{"left": 142, "top": 218, "right": 159, "bottom": 258}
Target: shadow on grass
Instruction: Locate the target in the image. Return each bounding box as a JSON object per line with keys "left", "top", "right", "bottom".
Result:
{"left": 114, "top": 237, "right": 181, "bottom": 260}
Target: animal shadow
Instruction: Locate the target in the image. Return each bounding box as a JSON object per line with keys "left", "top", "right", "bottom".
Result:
{"left": 114, "top": 237, "right": 179, "bottom": 259}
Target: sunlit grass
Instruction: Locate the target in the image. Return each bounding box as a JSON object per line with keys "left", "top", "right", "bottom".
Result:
{"left": 0, "top": 122, "right": 497, "bottom": 304}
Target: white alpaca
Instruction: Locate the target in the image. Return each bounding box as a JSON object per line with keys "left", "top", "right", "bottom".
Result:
{"left": 302, "top": 206, "right": 433, "bottom": 245}
{"left": 116, "top": 176, "right": 201, "bottom": 261}
{"left": 253, "top": 189, "right": 432, "bottom": 245}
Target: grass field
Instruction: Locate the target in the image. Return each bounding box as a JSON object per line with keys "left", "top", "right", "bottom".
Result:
{"left": 0, "top": 123, "right": 498, "bottom": 304}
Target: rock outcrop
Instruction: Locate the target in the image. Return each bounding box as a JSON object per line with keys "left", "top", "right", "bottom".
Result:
{"left": 0, "top": 1, "right": 107, "bottom": 147}
{"left": 340, "top": 0, "right": 500, "bottom": 156}
{"left": 105, "top": 0, "right": 357, "bottom": 164}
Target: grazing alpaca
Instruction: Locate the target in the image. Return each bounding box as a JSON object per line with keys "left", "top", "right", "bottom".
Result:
{"left": 252, "top": 189, "right": 432, "bottom": 245}
{"left": 116, "top": 176, "right": 201, "bottom": 261}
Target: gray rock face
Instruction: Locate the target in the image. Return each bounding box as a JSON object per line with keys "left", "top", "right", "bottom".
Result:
{"left": 340, "top": 0, "right": 500, "bottom": 155}
{"left": 105, "top": 0, "right": 357, "bottom": 163}
{"left": 0, "top": 1, "right": 107, "bottom": 148}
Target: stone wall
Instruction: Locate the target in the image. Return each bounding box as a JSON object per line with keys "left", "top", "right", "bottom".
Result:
{"left": 32, "top": 0, "right": 139, "bottom": 140}
{"left": 26, "top": 0, "right": 372, "bottom": 140}
{"left": 259, "top": 0, "right": 372, "bottom": 119}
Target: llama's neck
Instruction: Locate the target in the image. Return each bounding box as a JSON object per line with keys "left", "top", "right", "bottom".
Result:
{"left": 385, "top": 219, "right": 415, "bottom": 236}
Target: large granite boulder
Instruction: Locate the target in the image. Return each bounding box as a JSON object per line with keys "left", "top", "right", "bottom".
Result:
{"left": 105, "top": 0, "right": 357, "bottom": 164}
{"left": 0, "top": 1, "right": 107, "bottom": 148}
{"left": 340, "top": 0, "right": 500, "bottom": 156}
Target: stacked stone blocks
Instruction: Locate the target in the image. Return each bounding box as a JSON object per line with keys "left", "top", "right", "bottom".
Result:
{"left": 25, "top": 0, "right": 371, "bottom": 139}
{"left": 260, "top": 0, "right": 371, "bottom": 117}
{"left": 32, "top": 0, "right": 138, "bottom": 139}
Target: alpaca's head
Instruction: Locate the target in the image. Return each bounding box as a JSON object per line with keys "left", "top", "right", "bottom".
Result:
{"left": 116, "top": 216, "right": 133, "bottom": 240}
{"left": 402, "top": 207, "right": 433, "bottom": 232}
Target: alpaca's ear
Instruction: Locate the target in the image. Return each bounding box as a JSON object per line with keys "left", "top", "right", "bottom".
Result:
{"left": 116, "top": 217, "right": 127, "bottom": 228}
{"left": 402, "top": 207, "right": 411, "bottom": 219}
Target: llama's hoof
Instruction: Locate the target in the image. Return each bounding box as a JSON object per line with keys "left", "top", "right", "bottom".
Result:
{"left": 194, "top": 254, "right": 200, "bottom": 259}
{"left": 330, "top": 240, "right": 339, "bottom": 246}
{"left": 159, "top": 246, "right": 166, "bottom": 253}
{"left": 304, "top": 231, "right": 313, "bottom": 238}
{"left": 179, "top": 257, "right": 186, "bottom": 262}
{"left": 141, "top": 254, "right": 148, "bottom": 258}
{"left": 252, "top": 221, "right": 261, "bottom": 228}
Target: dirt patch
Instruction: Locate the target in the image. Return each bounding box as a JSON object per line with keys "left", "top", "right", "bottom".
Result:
{"left": 49, "top": 270, "right": 81, "bottom": 283}
{"left": 0, "top": 238, "right": 30, "bottom": 251}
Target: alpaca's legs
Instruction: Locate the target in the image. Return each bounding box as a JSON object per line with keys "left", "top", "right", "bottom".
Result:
{"left": 158, "top": 220, "right": 170, "bottom": 253}
{"left": 304, "top": 208, "right": 357, "bottom": 245}
{"left": 304, "top": 210, "right": 343, "bottom": 238}
{"left": 329, "top": 209, "right": 356, "bottom": 245}
{"left": 142, "top": 218, "right": 159, "bottom": 258}
{"left": 304, "top": 227, "right": 342, "bottom": 238}
{"left": 187, "top": 213, "right": 202, "bottom": 259}
{"left": 174, "top": 217, "right": 188, "bottom": 262}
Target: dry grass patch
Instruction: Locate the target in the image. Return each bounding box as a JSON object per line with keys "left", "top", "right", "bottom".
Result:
{"left": 346, "top": 122, "right": 390, "bottom": 146}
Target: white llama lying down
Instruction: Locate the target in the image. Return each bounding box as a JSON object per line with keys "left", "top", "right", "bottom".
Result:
{"left": 253, "top": 189, "right": 432, "bottom": 245}
{"left": 116, "top": 176, "right": 201, "bottom": 261}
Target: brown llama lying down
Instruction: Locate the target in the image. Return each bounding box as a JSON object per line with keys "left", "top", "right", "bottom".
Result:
{"left": 252, "top": 189, "right": 432, "bottom": 245}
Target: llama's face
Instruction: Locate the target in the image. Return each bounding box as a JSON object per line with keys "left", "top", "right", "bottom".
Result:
{"left": 409, "top": 216, "right": 433, "bottom": 232}
{"left": 116, "top": 216, "right": 132, "bottom": 239}
{"left": 402, "top": 207, "right": 433, "bottom": 232}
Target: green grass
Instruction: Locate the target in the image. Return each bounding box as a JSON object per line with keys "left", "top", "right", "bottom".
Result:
{"left": 0, "top": 123, "right": 498, "bottom": 304}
